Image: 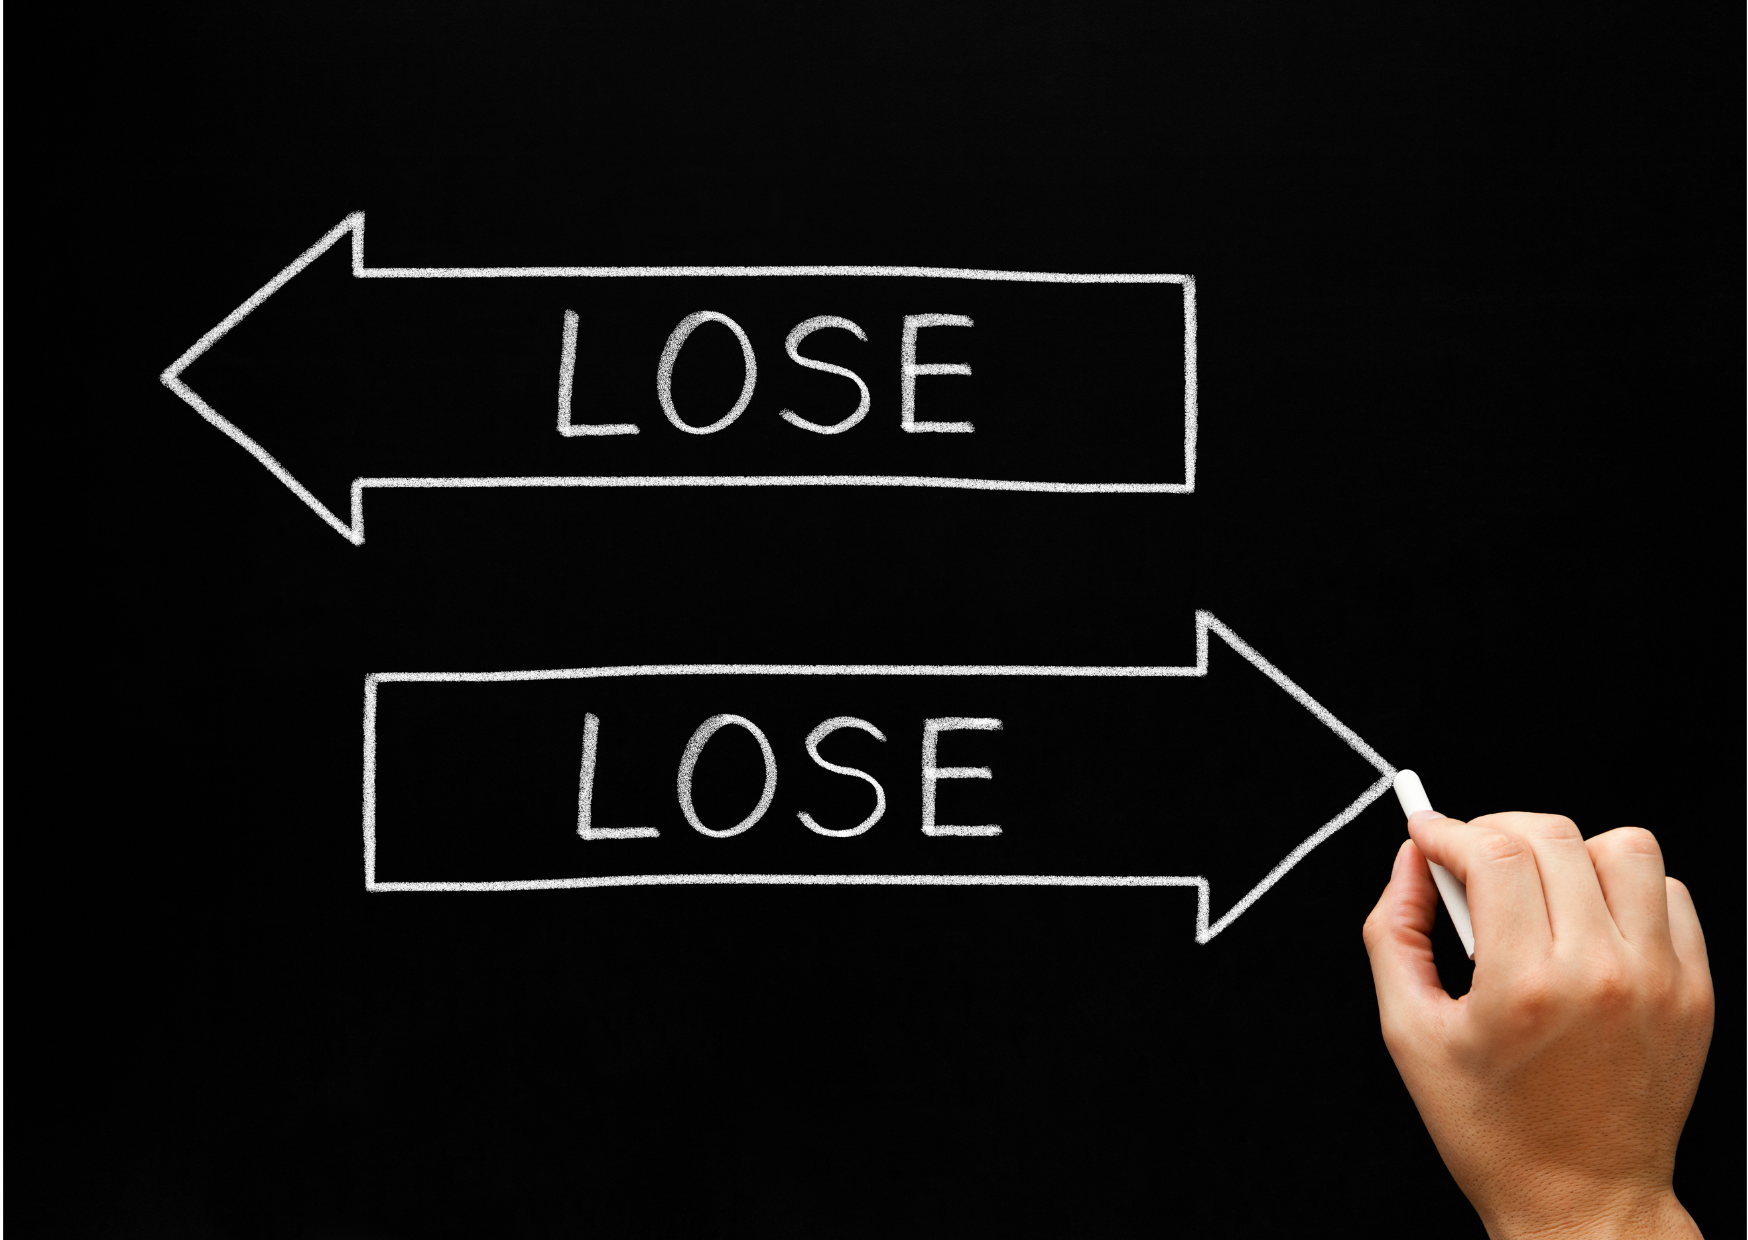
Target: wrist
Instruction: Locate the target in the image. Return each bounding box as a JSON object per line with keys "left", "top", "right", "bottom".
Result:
{"left": 1484, "top": 1189, "right": 1699, "bottom": 1240}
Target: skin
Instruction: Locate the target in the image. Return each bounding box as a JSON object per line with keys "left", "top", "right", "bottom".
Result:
{"left": 1362, "top": 812, "right": 1713, "bottom": 1239}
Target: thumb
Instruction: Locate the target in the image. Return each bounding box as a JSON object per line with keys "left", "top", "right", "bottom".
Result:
{"left": 1363, "top": 839, "right": 1456, "bottom": 1032}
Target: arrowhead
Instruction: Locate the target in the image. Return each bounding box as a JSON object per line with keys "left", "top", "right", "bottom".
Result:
{"left": 161, "top": 215, "right": 368, "bottom": 543}
{"left": 1186, "top": 612, "right": 1395, "bottom": 942}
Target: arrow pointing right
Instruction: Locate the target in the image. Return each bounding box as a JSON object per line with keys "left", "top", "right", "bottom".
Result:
{"left": 365, "top": 612, "right": 1394, "bottom": 944}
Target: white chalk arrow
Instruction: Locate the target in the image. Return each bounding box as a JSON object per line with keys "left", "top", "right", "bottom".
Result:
{"left": 365, "top": 611, "right": 1395, "bottom": 944}
{"left": 160, "top": 213, "right": 1197, "bottom": 545}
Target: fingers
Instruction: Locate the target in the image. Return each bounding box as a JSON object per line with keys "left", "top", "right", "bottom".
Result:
{"left": 1409, "top": 812, "right": 1552, "bottom": 960}
{"left": 1471, "top": 812, "right": 1616, "bottom": 945}
{"left": 1585, "top": 827, "right": 1674, "bottom": 955}
{"left": 1363, "top": 840, "right": 1455, "bottom": 1030}
{"left": 1664, "top": 877, "right": 1709, "bottom": 980}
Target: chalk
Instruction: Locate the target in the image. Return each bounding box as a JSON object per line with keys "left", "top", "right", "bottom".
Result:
{"left": 1393, "top": 770, "right": 1476, "bottom": 959}
{"left": 779, "top": 317, "right": 871, "bottom": 434}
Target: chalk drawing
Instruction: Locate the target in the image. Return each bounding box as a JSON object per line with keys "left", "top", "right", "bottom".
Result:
{"left": 797, "top": 717, "right": 887, "bottom": 837}
{"left": 677, "top": 713, "right": 778, "bottom": 837}
{"left": 161, "top": 213, "right": 1198, "bottom": 544}
{"left": 557, "top": 311, "right": 640, "bottom": 437}
{"left": 920, "top": 717, "right": 1003, "bottom": 836}
{"left": 363, "top": 612, "right": 1395, "bottom": 944}
{"left": 900, "top": 315, "right": 975, "bottom": 433}
{"left": 778, "top": 317, "right": 871, "bottom": 435}
{"left": 657, "top": 312, "right": 759, "bottom": 435}
{"left": 576, "top": 713, "right": 660, "bottom": 839}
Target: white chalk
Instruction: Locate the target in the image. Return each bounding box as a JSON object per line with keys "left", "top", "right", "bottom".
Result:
{"left": 158, "top": 215, "right": 1200, "bottom": 544}
{"left": 361, "top": 612, "right": 1399, "bottom": 947}
{"left": 1394, "top": 770, "right": 1476, "bottom": 959}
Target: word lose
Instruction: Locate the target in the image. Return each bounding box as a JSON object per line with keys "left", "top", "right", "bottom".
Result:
{"left": 577, "top": 713, "right": 1004, "bottom": 840}
{"left": 558, "top": 311, "right": 975, "bottom": 438}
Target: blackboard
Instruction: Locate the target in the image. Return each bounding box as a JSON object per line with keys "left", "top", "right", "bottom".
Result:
{"left": 37, "top": 4, "right": 1740, "bottom": 1235}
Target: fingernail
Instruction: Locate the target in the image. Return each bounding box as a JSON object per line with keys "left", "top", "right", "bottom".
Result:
{"left": 1407, "top": 809, "right": 1441, "bottom": 824}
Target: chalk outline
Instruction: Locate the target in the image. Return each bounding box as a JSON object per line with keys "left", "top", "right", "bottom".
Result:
{"left": 160, "top": 213, "right": 1198, "bottom": 545}
{"left": 363, "top": 611, "right": 1395, "bottom": 944}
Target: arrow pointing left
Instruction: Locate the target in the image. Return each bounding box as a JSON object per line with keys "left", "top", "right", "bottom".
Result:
{"left": 161, "top": 213, "right": 1197, "bottom": 544}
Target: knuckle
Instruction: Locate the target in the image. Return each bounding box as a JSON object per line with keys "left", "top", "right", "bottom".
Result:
{"left": 1360, "top": 910, "right": 1383, "bottom": 950}
{"left": 1473, "top": 811, "right": 1583, "bottom": 845}
{"left": 1546, "top": 946, "right": 1646, "bottom": 1015}
{"left": 1501, "top": 974, "right": 1560, "bottom": 1028}
{"left": 1524, "top": 814, "right": 1582, "bottom": 844}
{"left": 1640, "top": 970, "right": 1679, "bottom": 1012}
{"left": 1679, "top": 954, "right": 1715, "bottom": 1007}
{"left": 1475, "top": 829, "right": 1530, "bottom": 866}
{"left": 1685, "top": 981, "right": 1717, "bottom": 1028}
{"left": 1586, "top": 960, "right": 1634, "bottom": 1010}
{"left": 1597, "top": 825, "right": 1662, "bottom": 860}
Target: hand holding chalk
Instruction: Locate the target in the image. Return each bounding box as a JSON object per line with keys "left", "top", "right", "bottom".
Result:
{"left": 1392, "top": 771, "right": 1474, "bottom": 958}
{"left": 1362, "top": 810, "right": 1713, "bottom": 1239}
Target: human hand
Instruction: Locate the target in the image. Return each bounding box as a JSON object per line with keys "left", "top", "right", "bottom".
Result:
{"left": 1362, "top": 812, "right": 1713, "bottom": 1238}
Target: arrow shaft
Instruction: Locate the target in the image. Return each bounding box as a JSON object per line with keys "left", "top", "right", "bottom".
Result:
{"left": 348, "top": 214, "right": 1195, "bottom": 285}
{"left": 365, "top": 672, "right": 1214, "bottom": 892}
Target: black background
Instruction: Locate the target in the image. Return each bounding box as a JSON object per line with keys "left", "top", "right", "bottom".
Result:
{"left": 31, "top": 3, "right": 1743, "bottom": 1236}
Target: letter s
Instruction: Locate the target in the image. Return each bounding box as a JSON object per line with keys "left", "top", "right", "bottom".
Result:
{"left": 779, "top": 316, "right": 871, "bottom": 435}
{"left": 796, "top": 716, "right": 887, "bottom": 837}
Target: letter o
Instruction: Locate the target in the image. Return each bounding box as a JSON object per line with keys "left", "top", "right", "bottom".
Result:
{"left": 657, "top": 311, "right": 758, "bottom": 434}
{"left": 677, "top": 713, "right": 778, "bottom": 837}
